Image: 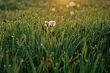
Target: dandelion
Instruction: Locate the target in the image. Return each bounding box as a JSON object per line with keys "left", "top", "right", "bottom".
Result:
{"left": 70, "top": 11, "right": 75, "bottom": 16}
{"left": 43, "top": 20, "right": 56, "bottom": 37}
{"left": 51, "top": 8, "right": 56, "bottom": 12}
{"left": 44, "top": 21, "right": 56, "bottom": 28}
{"left": 69, "top": 1, "right": 76, "bottom": 7}
{"left": 49, "top": 21, "right": 56, "bottom": 27}
{"left": 44, "top": 21, "right": 49, "bottom": 27}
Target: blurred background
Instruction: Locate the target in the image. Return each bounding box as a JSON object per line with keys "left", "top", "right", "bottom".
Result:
{"left": 0, "top": 0, "right": 110, "bottom": 10}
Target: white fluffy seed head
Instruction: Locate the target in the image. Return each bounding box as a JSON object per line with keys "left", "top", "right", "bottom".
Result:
{"left": 44, "top": 21, "right": 56, "bottom": 27}
{"left": 69, "top": 1, "right": 76, "bottom": 7}
{"left": 49, "top": 21, "right": 56, "bottom": 27}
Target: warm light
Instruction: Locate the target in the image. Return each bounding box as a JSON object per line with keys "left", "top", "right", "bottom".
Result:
{"left": 51, "top": 8, "right": 56, "bottom": 12}
{"left": 56, "top": 0, "right": 69, "bottom": 5}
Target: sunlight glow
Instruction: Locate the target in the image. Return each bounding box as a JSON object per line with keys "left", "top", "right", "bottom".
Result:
{"left": 56, "top": 0, "right": 69, "bottom": 5}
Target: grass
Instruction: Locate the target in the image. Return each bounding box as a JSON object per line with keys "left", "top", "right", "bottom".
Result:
{"left": 0, "top": 0, "right": 110, "bottom": 73}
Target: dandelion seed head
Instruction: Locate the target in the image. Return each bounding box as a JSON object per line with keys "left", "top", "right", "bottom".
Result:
{"left": 44, "top": 20, "right": 56, "bottom": 27}
{"left": 69, "top": 1, "right": 76, "bottom": 7}
{"left": 49, "top": 21, "right": 56, "bottom": 27}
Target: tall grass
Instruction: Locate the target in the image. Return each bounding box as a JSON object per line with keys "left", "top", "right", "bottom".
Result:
{"left": 0, "top": 0, "right": 110, "bottom": 73}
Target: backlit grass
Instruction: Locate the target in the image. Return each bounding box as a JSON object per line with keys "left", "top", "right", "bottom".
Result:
{"left": 0, "top": 0, "right": 110, "bottom": 73}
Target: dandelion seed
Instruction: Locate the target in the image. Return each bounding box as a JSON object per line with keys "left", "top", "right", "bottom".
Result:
{"left": 51, "top": 8, "right": 56, "bottom": 12}
{"left": 70, "top": 11, "right": 75, "bottom": 16}
{"left": 49, "top": 21, "right": 56, "bottom": 27}
{"left": 69, "top": 1, "right": 76, "bottom": 7}
{"left": 44, "top": 20, "right": 56, "bottom": 28}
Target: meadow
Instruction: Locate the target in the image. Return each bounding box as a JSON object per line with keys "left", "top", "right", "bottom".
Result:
{"left": 0, "top": 0, "right": 110, "bottom": 73}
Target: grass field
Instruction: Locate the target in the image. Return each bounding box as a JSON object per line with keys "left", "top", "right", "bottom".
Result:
{"left": 0, "top": 0, "right": 110, "bottom": 73}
